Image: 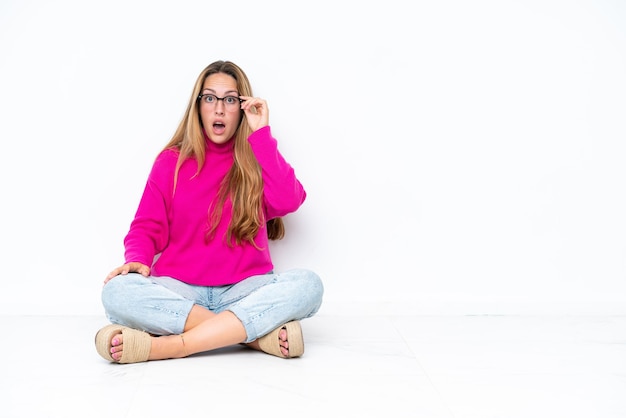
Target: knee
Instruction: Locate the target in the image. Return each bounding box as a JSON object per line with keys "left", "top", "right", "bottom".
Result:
{"left": 101, "top": 274, "right": 142, "bottom": 315}
{"left": 101, "top": 276, "right": 122, "bottom": 315}
{"left": 294, "top": 269, "right": 324, "bottom": 308}
{"left": 306, "top": 270, "right": 324, "bottom": 301}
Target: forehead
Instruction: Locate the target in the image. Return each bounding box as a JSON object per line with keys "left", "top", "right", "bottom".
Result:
{"left": 202, "top": 72, "right": 237, "bottom": 91}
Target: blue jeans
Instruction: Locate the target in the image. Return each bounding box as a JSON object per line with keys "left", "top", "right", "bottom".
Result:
{"left": 101, "top": 268, "right": 324, "bottom": 343}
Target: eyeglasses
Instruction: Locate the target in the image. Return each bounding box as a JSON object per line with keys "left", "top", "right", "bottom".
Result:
{"left": 197, "top": 94, "right": 242, "bottom": 110}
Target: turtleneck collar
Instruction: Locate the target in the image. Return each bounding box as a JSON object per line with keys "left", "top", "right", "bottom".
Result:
{"left": 203, "top": 130, "right": 235, "bottom": 154}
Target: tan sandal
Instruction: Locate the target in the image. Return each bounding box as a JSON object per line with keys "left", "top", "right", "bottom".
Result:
{"left": 95, "top": 324, "right": 151, "bottom": 364}
{"left": 257, "top": 321, "right": 304, "bottom": 358}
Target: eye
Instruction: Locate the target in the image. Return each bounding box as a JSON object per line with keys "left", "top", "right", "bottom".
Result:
{"left": 224, "top": 96, "right": 239, "bottom": 105}
{"left": 204, "top": 94, "right": 216, "bottom": 103}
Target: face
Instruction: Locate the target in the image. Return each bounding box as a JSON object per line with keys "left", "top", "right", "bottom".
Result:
{"left": 199, "top": 72, "right": 242, "bottom": 144}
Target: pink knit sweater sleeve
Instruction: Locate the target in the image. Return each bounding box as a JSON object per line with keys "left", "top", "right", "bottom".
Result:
{"left": 123, "top": 149, "right": 177, "bottom": 266}
{"left": 248, "top": 126, "right": 307, "bottom": 219}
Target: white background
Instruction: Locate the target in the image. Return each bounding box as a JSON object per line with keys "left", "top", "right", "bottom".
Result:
{"left": 0, "top": 0, "right": 624, "bottom": 316}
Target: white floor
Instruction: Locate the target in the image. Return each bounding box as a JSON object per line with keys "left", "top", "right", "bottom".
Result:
{"left": 1, "top": 314, "right": 625, "bottom": 418}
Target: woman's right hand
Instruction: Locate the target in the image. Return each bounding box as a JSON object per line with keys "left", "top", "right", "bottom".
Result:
{"left": 104, "top": 262, "right": 151, "bottom": 284}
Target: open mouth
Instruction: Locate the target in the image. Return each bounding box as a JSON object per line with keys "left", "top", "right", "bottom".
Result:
{"left": 212, "top": 122, "right": 226, "bottom": 134}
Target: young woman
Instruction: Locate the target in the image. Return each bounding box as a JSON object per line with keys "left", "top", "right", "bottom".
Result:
{"left": 95, "top": 60, "right": 323, "bottom": 363}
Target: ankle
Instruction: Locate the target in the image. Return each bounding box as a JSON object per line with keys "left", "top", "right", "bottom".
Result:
{"left": 180, "top": 333, "right": 189, "bottom": 357}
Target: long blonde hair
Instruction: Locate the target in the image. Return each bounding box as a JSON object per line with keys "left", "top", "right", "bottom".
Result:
{"left": 163, "top": 60, "right": 284, "bottom": 246}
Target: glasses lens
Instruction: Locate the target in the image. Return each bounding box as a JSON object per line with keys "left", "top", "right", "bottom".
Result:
{"left": 224, "top": 96, "right": 239, "bottom": 106}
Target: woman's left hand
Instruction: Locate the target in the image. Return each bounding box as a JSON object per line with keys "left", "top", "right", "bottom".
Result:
{"left": 240, "top": 96, "right": 269, "bottom": 132}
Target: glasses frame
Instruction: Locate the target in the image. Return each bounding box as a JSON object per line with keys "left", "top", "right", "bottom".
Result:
{"left": 197, "top": 93, "right": 243, "bottom": 107}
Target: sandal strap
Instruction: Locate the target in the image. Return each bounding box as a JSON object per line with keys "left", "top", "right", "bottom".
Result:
{"left": 119, "top": 327, "right": 151, "bottom": 363}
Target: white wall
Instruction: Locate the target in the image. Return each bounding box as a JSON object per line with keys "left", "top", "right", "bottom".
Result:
{"left": 1, "top": 0, "right": 624, "bottom": 316}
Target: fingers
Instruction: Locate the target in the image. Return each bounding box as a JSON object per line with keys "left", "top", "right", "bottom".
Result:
{"left": 239, "top": 96, "right": 267, "bottom": 118}
{"left": 138, "top": 264, "right": 150, "bottom": 276}
{"left": 239, "top": 96, "right": 269, "bottom": 131}
{"left": 104, "top": 262, "right": 150, "bottom": 284}
{"left": 239, "top": 95, "right": 265, "bottom": 110}
{"left": 104, "top": 266, "right": 126, "bottom": 284}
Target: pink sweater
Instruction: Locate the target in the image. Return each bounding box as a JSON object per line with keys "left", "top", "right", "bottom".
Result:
{"left": 123, "top": 126, "right": 306, "bottom": 286}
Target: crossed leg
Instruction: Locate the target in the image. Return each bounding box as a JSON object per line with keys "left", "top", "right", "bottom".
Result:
{"left": 107, "top": 305, "right": 292, "bottom": 361}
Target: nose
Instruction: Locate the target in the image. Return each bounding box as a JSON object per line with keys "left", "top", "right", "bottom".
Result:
{"left": 214, "top": 100, "right": 225, "bottom": 115}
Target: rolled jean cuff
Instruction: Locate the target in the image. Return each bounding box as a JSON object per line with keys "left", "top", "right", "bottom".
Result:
{"left": 228, "top": 305, "right": 258, "bottom": 343}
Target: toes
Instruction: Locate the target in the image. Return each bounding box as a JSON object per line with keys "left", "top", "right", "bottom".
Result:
{"left": 280, "top": 340, "right": 289, "bottom": 356}
{"left": 110, "top": 333, "right": 124, "bottom": 360}
{"left": 279, "top": 327, "right": 289, "bottom": 355}
{"left": 278, "top": 327, "right": 288, "bottom": 342}
{"left": 111, "top": 333, "right": 123, "bottom": 347}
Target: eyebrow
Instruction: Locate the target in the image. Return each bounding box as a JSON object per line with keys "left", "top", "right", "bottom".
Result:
{"left": 201, "top": 88, "right": 239, "bottom": 95}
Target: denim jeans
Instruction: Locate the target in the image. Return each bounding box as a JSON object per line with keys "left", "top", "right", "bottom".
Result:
{"left": 101, "top": 268, "right": 324, "bottom": 343}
